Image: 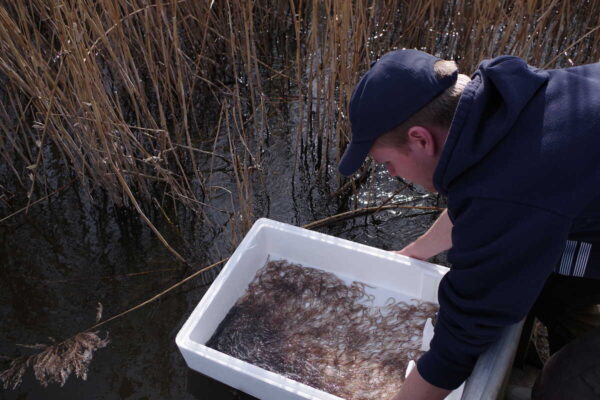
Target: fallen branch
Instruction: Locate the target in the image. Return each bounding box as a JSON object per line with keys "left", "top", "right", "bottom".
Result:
{"left": 303, "top": 204, "right": 441, "bottom": 230}
{"left": 87, "top": 258, "right": 228, "bottom": 331}
{"left": 87, "top": 202, "right": 442, "bottom": 331}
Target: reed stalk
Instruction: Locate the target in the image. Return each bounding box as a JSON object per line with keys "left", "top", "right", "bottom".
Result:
{"left": 3, "top": 1, "right": 600, "bottom": 234}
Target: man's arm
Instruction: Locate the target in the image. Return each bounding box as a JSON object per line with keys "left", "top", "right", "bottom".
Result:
{"left": 396, "top": 209, "right": 452, "bottom": 260}
{"left": 414, "top": 198, "right": 572, "bottom": 390}
{"left": 390, "top": 368, "right": 450, "bottom": 400}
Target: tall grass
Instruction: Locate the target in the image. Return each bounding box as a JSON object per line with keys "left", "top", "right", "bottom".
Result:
{"left": 1, "top": 0, "right": 600, "bottom": 247}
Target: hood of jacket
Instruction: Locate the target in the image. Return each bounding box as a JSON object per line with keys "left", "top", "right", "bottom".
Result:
{"left": 433, "top": 56, "right": 549, "bottom": 195}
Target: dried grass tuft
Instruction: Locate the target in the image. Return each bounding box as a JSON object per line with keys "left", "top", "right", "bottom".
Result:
{"left": 0, "top": 356, "right": 30, "bottom": 391}
{"left": 0, "top": 331, "right": 109, "bottom": 390}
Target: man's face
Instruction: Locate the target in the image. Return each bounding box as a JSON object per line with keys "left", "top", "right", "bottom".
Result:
{"left": 369, "top": 141, "right": 437, "bottom": 192}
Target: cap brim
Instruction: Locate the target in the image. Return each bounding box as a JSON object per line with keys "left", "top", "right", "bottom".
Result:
{"left": 338, "top": 141, "right": 373, "bottom": 176}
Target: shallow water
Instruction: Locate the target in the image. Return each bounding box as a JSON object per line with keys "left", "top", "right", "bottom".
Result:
{"left": 0, "top": 137, "right": 441, "bottom": 400}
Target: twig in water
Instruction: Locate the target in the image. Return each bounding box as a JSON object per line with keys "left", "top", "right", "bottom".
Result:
{"left": 303, "top": 204, "right": 442, "bottom": 230}
{"left": 0, "top": 178, "right": 77, "bottom": 224}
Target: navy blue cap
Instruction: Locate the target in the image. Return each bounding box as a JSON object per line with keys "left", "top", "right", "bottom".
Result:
{"left": 338, "top": 49, "right": 458, "bottom": 176}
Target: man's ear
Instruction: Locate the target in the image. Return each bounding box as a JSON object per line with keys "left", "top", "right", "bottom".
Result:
{"left": 406, "top": 126, "right": 435, "bottom": 156}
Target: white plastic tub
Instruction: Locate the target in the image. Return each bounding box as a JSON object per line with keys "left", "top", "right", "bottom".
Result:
{"left": 176, "top": 218, "right": 522, "bottom": 400}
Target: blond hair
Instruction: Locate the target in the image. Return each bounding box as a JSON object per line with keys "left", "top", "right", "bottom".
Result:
{"left": 376, "top": 60, "right": 471, "bottom": 147}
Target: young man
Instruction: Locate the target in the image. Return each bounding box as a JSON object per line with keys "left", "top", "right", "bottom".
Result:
{"left": 338, "top": 49, "right": 600, "bottom": 399}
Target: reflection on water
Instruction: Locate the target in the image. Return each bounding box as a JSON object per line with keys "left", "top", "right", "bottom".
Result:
{"left": 0, "top": 132, "right": 439, "bottom": 399}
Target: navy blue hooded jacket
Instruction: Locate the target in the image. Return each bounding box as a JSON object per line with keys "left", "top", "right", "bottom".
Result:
{"left": 416, "top": 56, "right": 600, "bottom": 389}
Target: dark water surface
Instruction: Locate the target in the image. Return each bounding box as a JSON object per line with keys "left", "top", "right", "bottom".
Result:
{"left": 0, "top": 134, "right": 442, "bottom": 399}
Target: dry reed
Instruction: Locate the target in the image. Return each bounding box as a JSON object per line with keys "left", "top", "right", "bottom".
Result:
{"left": 207, "top": 259, "right": 439, "bottom": 400}
{"left": 2, "top": 0, "right": 600, "bottom": 238}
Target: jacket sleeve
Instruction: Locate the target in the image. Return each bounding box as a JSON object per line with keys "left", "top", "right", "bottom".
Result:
{"left": 416, "top": 197, "right": 572, "bottom": 390}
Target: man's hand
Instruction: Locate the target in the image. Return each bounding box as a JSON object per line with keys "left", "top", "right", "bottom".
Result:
{"left": 390, "top": 367, "right": 451, "bottom": 400}
{"left": 395, "top": 241, "right": 430, "bottom": 260}
{"left": 395, "top": 209, "right": 453, "bottom": 261}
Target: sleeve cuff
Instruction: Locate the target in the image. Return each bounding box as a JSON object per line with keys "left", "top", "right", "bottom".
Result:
{"left": 416, "top": 348, "right": 471, "bottom": 390}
